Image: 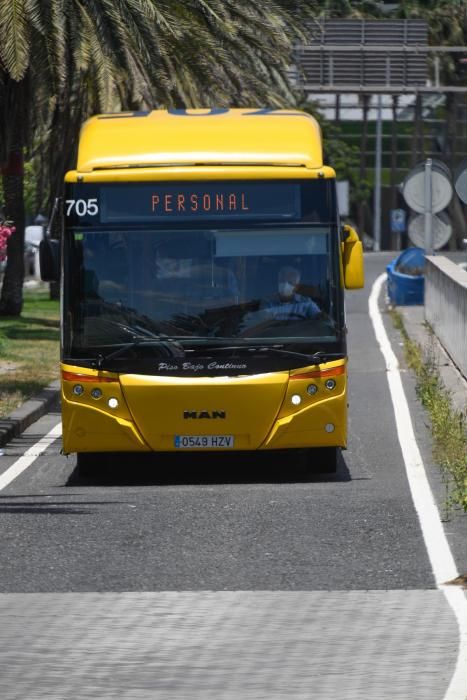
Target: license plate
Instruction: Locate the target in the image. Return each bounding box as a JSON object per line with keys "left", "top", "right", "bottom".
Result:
{"left": 174, "top": 435, "right": 234, "bottom": 449}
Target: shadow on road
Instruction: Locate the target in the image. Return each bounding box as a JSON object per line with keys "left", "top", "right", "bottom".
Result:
{"left": 66, "top": 449, "right": 352, "bottom": 487}
{"left": 0, "top": 500, "right": 92, "bottom": 515}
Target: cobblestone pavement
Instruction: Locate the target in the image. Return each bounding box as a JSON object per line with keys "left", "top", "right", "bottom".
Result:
{"left": 0, "top": 590, "right": 458, "bottom": 700}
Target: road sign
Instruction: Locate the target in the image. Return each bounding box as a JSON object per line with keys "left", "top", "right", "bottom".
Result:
{"left": 454, "top": 159, "right": 467, "bottom": 203}
{"left": 408, "top": 212, "right": 452, "bottom": 249}
{"left": 402, "top": 160, "right": 452, "bottom": 214}
{"left": 390, "top": 208, "right": 407, "bottom": 233}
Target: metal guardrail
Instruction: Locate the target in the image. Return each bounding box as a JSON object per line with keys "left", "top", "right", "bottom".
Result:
{"left": 294, "top": 18, "right": 428, "bottom": 91}
{"left": 293, "top": 19, "right": 467, "bottom": 93}
{"left": 425, "top": 256, "right": 467, "bottom": 379}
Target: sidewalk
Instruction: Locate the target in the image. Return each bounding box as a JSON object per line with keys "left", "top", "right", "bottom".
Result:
{"left": 0, "top": 381, "right": 60, "bottom": 448}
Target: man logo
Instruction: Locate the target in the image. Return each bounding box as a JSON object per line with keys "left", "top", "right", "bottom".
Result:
{"left": 183, "top": 410, "right": 226, "bottom": 419}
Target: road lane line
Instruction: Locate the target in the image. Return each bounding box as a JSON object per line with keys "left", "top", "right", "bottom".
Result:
{"left": 369, "top": 273, "right": 467, "bottom": 700}
{"left": 0, "top": 422, "right": 62, "bottom": 492}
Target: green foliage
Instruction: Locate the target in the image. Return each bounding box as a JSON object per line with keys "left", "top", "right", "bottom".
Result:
{"left": 301, "top": 103, "right": 372, "bottom": 207}
{"left": 0, "top": 159, "right": 39, "bottom": 220}
{"left": 0, "top": 0, "right": 317, "bottom": 313}
{"left": 391, "top": 310, "right": 467, "bottom": 513}
{"left": 396, "top": 0, "right": 467, "bottom": 85}
{"left": 0, "top": 1, "right": 318, "bottom": 216}
{"left": 314, "top": 0, "right": 384, "bottom": 18}
{"left": 0, "top": 285, "right": 60, "bottom": 417}
{"left": 23, "top": 161, "right": 38, "bottom": 219}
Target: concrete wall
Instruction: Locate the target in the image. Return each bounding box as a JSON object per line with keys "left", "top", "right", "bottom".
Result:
{"left": 425, "top": 256, "right": 467, "bottom": 380}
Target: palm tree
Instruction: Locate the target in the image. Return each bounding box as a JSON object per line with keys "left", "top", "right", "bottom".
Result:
{"left": 0, "top": 0, "right": 315, "bottom": 316}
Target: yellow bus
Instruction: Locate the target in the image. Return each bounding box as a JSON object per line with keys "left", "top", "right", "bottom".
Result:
{"left": 42, "top": 108, "right": 364, "bottom": 474}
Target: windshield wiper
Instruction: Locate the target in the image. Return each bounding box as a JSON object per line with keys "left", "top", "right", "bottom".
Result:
{"left": 189, "top": 345, "right": 344, "bottom": 364}
{"left": 94, "top": 334, "right": 185, "bottom": 368}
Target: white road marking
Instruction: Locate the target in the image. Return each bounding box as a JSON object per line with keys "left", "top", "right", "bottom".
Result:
{"left": 0, "top": 275, "right": 464, "bottom": 698}
{"left": 369, "top": 273, "right": 467, "bottom": 700}
{"left": 0, "top": 422, "right": 62, "bottom": 492}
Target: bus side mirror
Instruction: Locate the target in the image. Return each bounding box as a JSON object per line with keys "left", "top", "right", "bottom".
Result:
{"left": 39, "top": 238, "right": 60, "bottom": 282}
{"left": 341, "top": 225, "right": 364, "bottom": 289}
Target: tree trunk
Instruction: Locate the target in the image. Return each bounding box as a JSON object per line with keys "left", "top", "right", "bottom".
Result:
{"left": 0, "top": 149, "right": 25, "bottom": 316}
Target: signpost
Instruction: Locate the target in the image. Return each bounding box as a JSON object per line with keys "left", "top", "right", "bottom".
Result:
{"left": 402, "top": 159, "right": 453, "bottom": 252}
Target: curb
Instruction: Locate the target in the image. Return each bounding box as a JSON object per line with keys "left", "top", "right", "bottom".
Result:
{"left": 0, "top": 380, "right": 60, "bottom": 447}
{"left": 398, "top": 306, "right": 467, "bottom": 417}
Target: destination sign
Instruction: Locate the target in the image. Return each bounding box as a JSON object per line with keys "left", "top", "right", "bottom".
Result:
{"left": 64, "top": 179, "right": 337, "bottom": 226}
{"left": 101, "top": 183, "right": 300, "bottom": 223}
{"left": 65, "top": 182, "right": 302, "bottom": 225}
{"left": 150, "top": 189, "right": 250, "bottom": 216}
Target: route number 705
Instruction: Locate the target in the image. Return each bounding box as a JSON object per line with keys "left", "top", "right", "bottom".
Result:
{"left": 65, "top": 198, "right": 99, "bottom": 217}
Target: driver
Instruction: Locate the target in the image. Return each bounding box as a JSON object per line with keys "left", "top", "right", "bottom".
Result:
{"left": 262, "top": 266, "right": 321, "bottom": 320}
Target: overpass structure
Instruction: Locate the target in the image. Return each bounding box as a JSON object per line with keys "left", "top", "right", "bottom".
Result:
{"left": 293, "top": 19, "right": 467, "bottom": 251}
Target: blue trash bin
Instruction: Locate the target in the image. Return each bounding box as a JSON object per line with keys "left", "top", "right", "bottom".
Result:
{"left": 386, "top": 247, "right": 425, "bottom": 305}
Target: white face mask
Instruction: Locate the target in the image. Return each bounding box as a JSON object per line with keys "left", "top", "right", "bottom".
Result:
{"left": 278, "top": 281, "right": 295, "bottom": 297}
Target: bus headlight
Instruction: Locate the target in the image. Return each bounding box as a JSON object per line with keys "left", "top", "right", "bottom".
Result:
{"left": 108, "top": 397, "right": 119, "bottom": 409}
{"left": 72, "top": 384, "right": 84, "bottom": 396}
{"left": 91, "top": 388, "right": 103, "bottom": 400}
{"left": 325, "top": 379, "right": 336, "bottom": 391}
{"left": 307, "top": 384, "right": 318, "bottom": 395}
{"left": 291, "top": 394, "right": 302, "bottom": 406}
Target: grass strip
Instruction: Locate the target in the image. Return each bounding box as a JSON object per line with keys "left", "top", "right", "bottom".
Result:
{"left": 391, "top": 309, "right": 467, "bottom": 513}
{"left": 0, "top": 284, "right": 60, "bottom": 418}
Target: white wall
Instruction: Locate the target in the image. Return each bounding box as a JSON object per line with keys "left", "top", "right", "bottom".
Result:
{"left": 425, "top": 256, "right": 467, "bottom": 380}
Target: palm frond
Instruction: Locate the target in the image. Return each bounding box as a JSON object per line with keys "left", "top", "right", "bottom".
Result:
{"left": 0, "top": 0, "right": 30, "bottom": 80}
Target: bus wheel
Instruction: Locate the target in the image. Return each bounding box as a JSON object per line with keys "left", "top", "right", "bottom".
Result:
{"left": 307, "top": 447, "right": 339, "bottom": 474}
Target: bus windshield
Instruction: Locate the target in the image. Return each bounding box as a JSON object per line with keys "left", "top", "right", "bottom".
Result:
{"left": 65, "top": 224, "right": 341, "bottom": 353}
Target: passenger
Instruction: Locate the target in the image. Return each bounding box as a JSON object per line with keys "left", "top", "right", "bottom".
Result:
{"left": 262, "top": 266, "right": 321, "bottom": 320}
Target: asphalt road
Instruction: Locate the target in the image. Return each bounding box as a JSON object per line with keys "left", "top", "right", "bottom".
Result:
{"left": 0, "top": 252, "right": 443, "bottom": 592}
{"left": 0, "top": 252, "right": 465, "bottom": 700}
